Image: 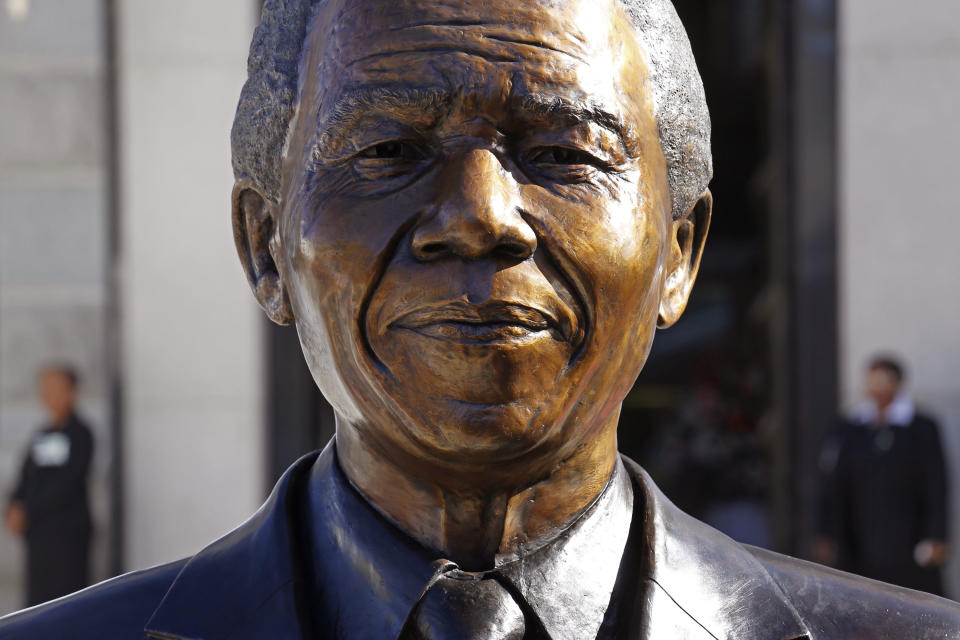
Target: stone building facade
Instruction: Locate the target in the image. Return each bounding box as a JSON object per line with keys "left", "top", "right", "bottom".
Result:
{"left": 0, "top": 0, "right": 112, "bottom": 612}
{"left": 0, "top": 0, "right": 263, "bottom": 612}
{"left": 839, "top": 0, "right": 960, "bottom": 595}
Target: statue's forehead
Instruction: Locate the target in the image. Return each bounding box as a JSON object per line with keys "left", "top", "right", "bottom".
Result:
{"left": 309, "top": 0, "right": 626, "bottom": 68}
{"left": 299, "top": 0, "right": 652, "bottom": 121}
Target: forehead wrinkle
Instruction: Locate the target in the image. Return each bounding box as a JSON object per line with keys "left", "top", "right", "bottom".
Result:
{"left": 387, "top": 19, "right": 494, "bottom": 31}
{"left": 478, "top": 33, "right": 586, "bottom": 63}
{"left": 344, "top": 45, "right": 518, "bottom": 69}
{"left": 328, "top": 0, "right": 594, "bottom": 60}
{"left": 331, "top": 17, "right": 593, "bottom": 71}
{"left": 341, "top": 34, "right": 587, "bottom": 69}
{"left": 376, "top": 23, "right": 589, "bottom": 64}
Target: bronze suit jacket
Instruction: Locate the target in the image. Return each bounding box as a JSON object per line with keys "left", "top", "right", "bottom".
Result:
{"left": 1, "top": 446, "right": 958, "bottom": 639}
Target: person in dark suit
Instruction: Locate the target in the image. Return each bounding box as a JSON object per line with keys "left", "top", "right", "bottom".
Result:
{"left": 817, "top": 356, "right": 949, "bottom": 596}
{"left": 1, "top": 0, "right": 959, "bottom": 637}
{"left": 4, "top": 365, "right": 93, "bottom": 607}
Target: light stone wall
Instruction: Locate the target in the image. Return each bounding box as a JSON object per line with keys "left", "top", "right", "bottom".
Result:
{"left": 840, "top": 0, "right": 960, "bottom": 595}
{"left": 0, "top": 0, "right": 111, "bottom": 614}
{"left": 116, "top": 0, "right": 264, "bottom": 571}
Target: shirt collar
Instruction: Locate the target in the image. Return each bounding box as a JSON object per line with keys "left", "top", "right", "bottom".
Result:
{"left": 853, "top": 393, "right": 915, "bottom": 427}
{"left": 305, "top": 445, "right": 633, "bottom": 640}
{"left": 303, "top": 445, "right": 436, "bottom": 638}
{"left": 496, "top": 458, "right": 633, "bottom": 640}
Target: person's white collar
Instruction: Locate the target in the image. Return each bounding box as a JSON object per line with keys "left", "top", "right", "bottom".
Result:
{"left": 853, "top": 393, "right": 915, "bottom": 427}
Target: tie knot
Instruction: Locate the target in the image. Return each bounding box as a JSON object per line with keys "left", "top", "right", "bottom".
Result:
{"left": 400, "top": 565, "right": 526, "bottom": 640}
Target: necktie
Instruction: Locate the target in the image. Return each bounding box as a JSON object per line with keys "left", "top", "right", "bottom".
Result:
{"left": 399, "top": 562, "right": 527, "bottom": 640}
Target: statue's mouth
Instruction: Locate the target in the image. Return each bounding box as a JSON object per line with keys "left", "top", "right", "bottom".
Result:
{"left": 390, "top": 300, "right": 573, "bottom": 345}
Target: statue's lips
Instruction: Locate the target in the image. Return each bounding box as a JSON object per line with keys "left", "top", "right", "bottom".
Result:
{"left": 389, "top": 300, "right": 571, "bottom": 345}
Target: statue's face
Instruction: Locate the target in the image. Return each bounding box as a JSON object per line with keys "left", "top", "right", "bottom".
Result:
{"left": 272, "top": 0, "right": 692, "bottom": 473}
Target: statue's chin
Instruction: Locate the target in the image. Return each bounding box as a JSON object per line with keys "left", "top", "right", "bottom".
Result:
{"left": 371, "top": 325, "right": 573, "bottom": 400}
{"left": 391, "top": 393, "right": 559, "bottom": 466}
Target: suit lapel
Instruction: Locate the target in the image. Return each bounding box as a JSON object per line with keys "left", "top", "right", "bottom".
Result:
{"left": 144, "top": 451, "right": 321, "bottom": 640}
{"left": 640, "top": 578, "right": 726, "bottom": 639}
{"left": 622, "top": 458, "right": 810, "bottom": 640}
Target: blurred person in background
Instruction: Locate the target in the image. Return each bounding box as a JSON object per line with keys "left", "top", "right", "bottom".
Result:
{"left": 4, "top": 365, "right": 93, "bottom": 607}
{"left": 816, "top": 355, "right": 949, "bottom": 596}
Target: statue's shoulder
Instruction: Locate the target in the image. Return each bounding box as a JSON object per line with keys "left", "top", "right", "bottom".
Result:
{"left": 0, "top": 559, "right": 186, "bottom": 640}
{"left": 0, "top": 451, "right": 321, "bottom": 640}
{"left": 746, "top": 545, "right": 960, "bottom": 637}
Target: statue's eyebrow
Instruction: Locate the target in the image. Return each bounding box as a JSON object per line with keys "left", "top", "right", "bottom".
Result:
{"left": 514, "top": 94, "right": 638, "bottom": 154}
{"left": 312, "top": 87, "right": 453, "bottom": 159}
{"left": 310, "top": 87, "right": 637, "bottom": 162}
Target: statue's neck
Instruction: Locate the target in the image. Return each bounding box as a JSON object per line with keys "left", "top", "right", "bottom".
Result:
{"left": 334, "top": 422, "right": 619, "bottom": 571}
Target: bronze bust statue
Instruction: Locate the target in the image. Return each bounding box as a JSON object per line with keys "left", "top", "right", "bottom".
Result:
{"left": 2, "top": 0, "right": 958, "bottom": 638}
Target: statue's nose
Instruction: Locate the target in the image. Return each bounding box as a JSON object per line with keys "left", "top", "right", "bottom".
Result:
{"left": 411, "top": 149, "right": 536, "bottom": 262}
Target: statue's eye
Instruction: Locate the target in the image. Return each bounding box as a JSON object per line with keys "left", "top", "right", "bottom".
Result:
{"left": 357, "top": 141, "right": 422, "bottom": 161}
{"left": 530, "top": 146, "right": 597, "bottom": 166}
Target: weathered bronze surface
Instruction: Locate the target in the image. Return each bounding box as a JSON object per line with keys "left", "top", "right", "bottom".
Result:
{"left": 1, "top": 0, "right": 959, "bottom": 638}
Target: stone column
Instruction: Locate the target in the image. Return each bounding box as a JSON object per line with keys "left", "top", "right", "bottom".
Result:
{"left": 840, "top": 0, "right": 960, "bottom": 595}
{"left": 117, "top": 0, "right": 264, "bottom": 570}
{"left": 0, "top": 0, "right": 112, "bottom": 613}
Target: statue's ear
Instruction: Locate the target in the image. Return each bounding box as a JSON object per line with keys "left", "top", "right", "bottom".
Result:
{"left": 232, "top": 179, "right": 294, "bottom": 325}
{"left": 658, "top": 189, "right": 712, "bottom": 329}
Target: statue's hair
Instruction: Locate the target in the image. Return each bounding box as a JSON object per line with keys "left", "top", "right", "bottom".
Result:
{"left": 231, "top": 0, "right": 712, "bottom": 220}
